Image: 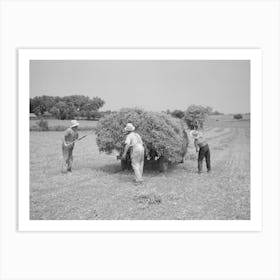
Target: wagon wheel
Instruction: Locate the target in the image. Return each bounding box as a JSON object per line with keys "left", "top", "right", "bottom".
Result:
{"left": 121, "top": 159, "right": 129, "bottom": 170}
{"left": 158, "top": 156, "right": 168, "bottom": 172}
{"left": 120, "top": 149, "right": 132, "bottom": 170}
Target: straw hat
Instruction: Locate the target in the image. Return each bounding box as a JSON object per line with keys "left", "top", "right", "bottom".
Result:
{"left": 124, "top": 123, "right": 135, "bottom": 132}
{"left": 70, "top": 120, "right": 80, "bottom": 128}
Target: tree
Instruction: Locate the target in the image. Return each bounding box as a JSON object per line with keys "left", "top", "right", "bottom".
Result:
{"left": 205, "top": 106, "right": 213, "bottom": 115}
{"left": 30, "top": 97, "right": 47, "bottom": 115}
{"left": 184, "top": 105, "right": 209, "bottom": 129}
{"left": 30, "top": 95, "right": 105, "bottom": 120}
{"left": 30, "top": 95, "right": 57, "bottom": 115}
{"left": 33, "top": 104, "right": 46, "bottom": 116}
{"left": 79, "top": 109, "right": 87, "bottom": 118}
{"left": 171, "top": 110, "right": 185, "bottom": 119}
{"left": 211, "top": 110, "right": 224, "bottom": 115}
{"left": 233, "top": 114, "right": 243, "bottom": 120}
{"left": 30, "top": 98, "right": 35, "bottom": 113}
{"left": 78, "top": 96, "right": 105, "bottom": 119}
{"left": 53, "top": 101, "right": 68, "bottom": 120}
{"left": 49, "top": 106, "right": 60, "bottom": 119}
{"left": 40, "top": 95, "right": 57, "bottom": 112}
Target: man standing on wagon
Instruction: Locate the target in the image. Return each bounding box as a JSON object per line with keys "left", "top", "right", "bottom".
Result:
{"left": 121, "top": 123, "right": 145, "bottom": 184}
{"left": 61, "top": 120, "right": 79, "bottom": 173}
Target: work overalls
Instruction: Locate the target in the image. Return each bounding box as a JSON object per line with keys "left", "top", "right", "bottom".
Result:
{"left": 126, "top": 132, "right": 145, "bottom": 182}
{"left": 62, "top": 128, "right": 78, "bottom": 172}
{"left": 195, "top": 137, "right": 211, "bottom": 173}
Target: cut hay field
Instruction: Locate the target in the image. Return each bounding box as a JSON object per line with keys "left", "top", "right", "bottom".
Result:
{"left": 30, "top": 119, "right": 98, "bottom": 131}
{"left": 30, "top": 119, "right": 250, "bottom": 220}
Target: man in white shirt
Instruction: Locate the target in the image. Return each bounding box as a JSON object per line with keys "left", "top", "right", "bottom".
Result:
{"left": 61, "top": 120, "right": 79, "bottom": 173}
{"left": 121, "top": 123, "right": 145, "bottom": 183}
{"left": 190, "top": 130, "right": 211, "bottom": 174}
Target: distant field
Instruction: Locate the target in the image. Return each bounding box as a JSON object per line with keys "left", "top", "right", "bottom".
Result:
{"left": 206, "top": 114, "right": 250, "bottom": 128}
{"left": 208, "top": 114, "right": 250, "bottom": 120}
{"left": 30, "top": 119, "right": 98, "bottom": 131}
{"left": 30, "top": 118, "right": 250, "bottom": 220}
{"left": 30, "top": 115, "right": 250, "bottom": 130}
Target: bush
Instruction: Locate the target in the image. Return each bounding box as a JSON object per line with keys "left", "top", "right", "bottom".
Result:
{"left": 95, "top": 108, "right": 189, "bottom": 163}
{"left": 233, "top": 114, "right": 243, "bottom": 120}
{"left": 90, "top": 111, "right": 103, "bottom": 120}
{"left": 171, "top": 109, "right": 185, "bottom": 119}
{"left": 36, "top": 119, "right": 49, "bottom": 131}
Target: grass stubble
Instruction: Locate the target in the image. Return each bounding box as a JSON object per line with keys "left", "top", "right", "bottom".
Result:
{"left": 30, "top": 118, "right": 250, "bottom": 220}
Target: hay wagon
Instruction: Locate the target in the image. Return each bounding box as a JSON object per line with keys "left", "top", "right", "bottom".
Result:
{"left": 95, "top": 108, "right": 189, "bottom": 172}
{"left": 118, "top": 136, "right": 188, "bottom": 172}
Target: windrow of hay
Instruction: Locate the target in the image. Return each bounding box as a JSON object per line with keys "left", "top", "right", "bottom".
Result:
{"left": 95, "top": 108, "right": 189, "bottom": 163}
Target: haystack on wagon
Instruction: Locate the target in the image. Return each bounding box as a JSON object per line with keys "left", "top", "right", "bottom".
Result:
{"left": 95, "top": 108, "right": 189, "bottom": 172}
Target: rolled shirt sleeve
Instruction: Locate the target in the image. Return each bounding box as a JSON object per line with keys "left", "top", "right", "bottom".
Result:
{"left": 125, "top": 134, "right": 131, "bottom": 146}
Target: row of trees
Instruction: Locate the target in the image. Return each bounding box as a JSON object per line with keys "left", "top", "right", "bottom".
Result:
{"left": 30, "top": 95, "right": 105, "bottom": 120}
{"left": 30, "top": 96, "right": 243, "bottom": 129}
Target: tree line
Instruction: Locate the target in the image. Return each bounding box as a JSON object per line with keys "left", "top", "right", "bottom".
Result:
{"left": 30, "top": 95, "right": 244, "bottom": 129}
{"left": 30, "top": 95, "right": 105, "bottom": 120}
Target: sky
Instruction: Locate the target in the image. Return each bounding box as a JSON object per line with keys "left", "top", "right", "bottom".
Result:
{"left": 30, "top": 60, "right": 250, "bottom": 114}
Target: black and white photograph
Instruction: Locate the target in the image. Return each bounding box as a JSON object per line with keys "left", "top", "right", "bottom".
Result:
{"left": 18, "top": 48, "right": 261, "bottom": 231}
{"left": 2, "top": 1, "right": 279, "bottom": 279}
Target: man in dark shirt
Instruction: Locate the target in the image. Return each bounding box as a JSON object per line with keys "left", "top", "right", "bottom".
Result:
{"left": 61, "top": 120, "right": 79, "bottom": 173}
{"left": 191, "top": 130, "right": 211, "bottom": 174}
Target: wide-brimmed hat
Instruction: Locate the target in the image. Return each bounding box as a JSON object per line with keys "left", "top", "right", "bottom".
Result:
{"left": 190, "top": 130, "right": 202, "bottom": 139}
{"left": 70, "top": 120, "right": 80, "bottom": 128}
{"left": 124, "top": 123, "right": 135, "bottom": 132}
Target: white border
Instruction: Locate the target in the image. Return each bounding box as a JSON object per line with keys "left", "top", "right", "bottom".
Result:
{"left": 19, "top": 49, "right": 262, "bottom": 232}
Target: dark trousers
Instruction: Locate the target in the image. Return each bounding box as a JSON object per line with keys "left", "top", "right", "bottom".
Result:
{"left": 62, "top": 145, "right": 74, "bottom": 172}
{"left": 198, "top": 144, "right": 211, "bottom": 172}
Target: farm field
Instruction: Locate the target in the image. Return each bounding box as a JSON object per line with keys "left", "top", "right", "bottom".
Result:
{"left": 30, "top": 119, "right": 250, "bottom": 220}
{"left": 30, "top": 119, "right": 98, "bottom": 131}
